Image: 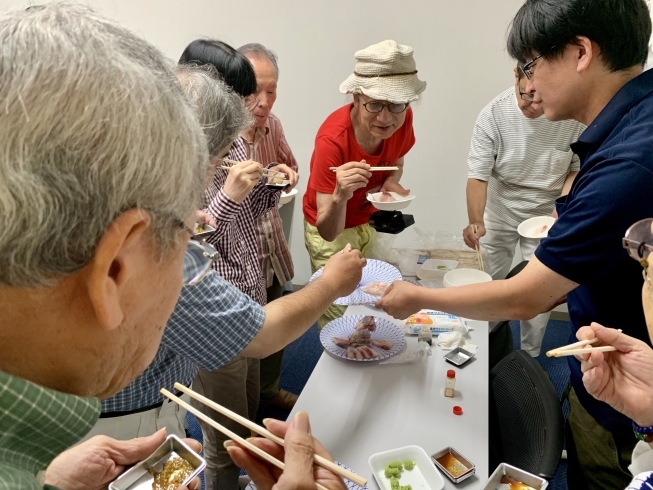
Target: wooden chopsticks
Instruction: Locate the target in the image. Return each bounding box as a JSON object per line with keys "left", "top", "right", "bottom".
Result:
{"left": 161, "top": 383, "right": 367, "bottom": 488}
{"left": 546, "top": 330, "right": 621, "bottom": 357}
{"left": 220, "top": 158, "right": 285, "bottom": 177}
{"left": 472, "top": 225, "right": 485, "bottom": 272}
{"left": 329, "top": 166, "right": 399, "bottom": 172}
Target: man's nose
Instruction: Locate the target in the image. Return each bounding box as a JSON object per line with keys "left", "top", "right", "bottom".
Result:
{"left": 377, "top": 107, "right": 392, "bottom": 122}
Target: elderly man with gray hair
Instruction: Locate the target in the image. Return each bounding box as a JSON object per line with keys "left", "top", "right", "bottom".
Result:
{"left": 0, "top": 3, "right": 210, "bottom": 489}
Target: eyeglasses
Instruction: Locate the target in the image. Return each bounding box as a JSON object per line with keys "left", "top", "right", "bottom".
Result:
{"left": 172, "top": 215, "right": 219, "bottom": 286}
{"left": 519, "top": 90, "right": 537, "bottom": 102}
{"left": 623, "top": 219, "right": 653, "bottom": 280}
{"left": 244, "top": 95, "right": 259, "bottom": 111}
{"left": 519, "top": 46, "right": 557, "bottom": 80}
{"left": 359, "top": 97, "right": 409, "bottom": 114}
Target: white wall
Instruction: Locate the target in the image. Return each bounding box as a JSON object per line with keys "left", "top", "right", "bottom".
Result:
{"left": 0, "top": 0, "right": 594, "bottom": 285}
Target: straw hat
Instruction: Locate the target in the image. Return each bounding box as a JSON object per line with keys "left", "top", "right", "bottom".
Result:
{"left": 339, "top": 40, "right": 426, "bottom": 104}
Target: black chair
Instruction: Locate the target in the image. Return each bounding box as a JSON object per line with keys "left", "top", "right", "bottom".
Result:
{"left": 489, "top": 350, "right": 564, "bottom": 480}
{"left": 488, "top": 260, "right": 528, "bottom": 371}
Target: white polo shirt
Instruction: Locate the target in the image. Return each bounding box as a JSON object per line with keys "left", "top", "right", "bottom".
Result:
{"left": 467, "top": 86, "right": 586, "bottom": 227}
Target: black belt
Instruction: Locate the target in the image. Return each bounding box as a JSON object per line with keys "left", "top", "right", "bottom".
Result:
{"left": 100, "top": 388, "right": 186, "bottom": 419}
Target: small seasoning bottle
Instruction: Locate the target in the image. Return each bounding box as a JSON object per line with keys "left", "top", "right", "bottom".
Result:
{"left": 444, "top": 370, "right": 456, "bottom": 398}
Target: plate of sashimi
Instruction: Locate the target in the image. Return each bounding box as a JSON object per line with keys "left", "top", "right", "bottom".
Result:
{"left": 320, "top": 315, "right": 406, "bottom": 362}
{"left": 310, "top": 259, "right": 402, "bottom": 305}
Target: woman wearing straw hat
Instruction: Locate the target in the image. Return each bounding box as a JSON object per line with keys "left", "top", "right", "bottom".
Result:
{"left": 303, "top": 39, "right": 426, "bottom": 328}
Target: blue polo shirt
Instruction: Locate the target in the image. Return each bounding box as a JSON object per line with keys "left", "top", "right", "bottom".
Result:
{"left": 535, "top": 68, "right": 653, "bottom": 434}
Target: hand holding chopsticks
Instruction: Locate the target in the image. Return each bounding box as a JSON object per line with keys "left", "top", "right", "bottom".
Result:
{"left": 161, "top": 384, "right": 367, "bottom": 489}
{"left": 472, "top": 225, "right": 485, "bottom": 272}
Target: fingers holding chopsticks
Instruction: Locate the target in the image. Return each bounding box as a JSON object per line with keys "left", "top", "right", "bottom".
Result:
{"left": 223, "top": 160, "right": 265, "bottom": 203}
{"left": 227, "top": 413, "right": 347, "bottom": 490}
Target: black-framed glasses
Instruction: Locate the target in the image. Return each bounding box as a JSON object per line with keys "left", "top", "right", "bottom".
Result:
{"left": 623, "top": 218, "right": 653, "bottom": 273}
{"left": 359, "top": 97, "right": 409, "bottom": 114}
{"left": 519, "top": 46, "right": 556, "bottom": 80}
{"left": 519, "top": 90, "right": 537, "bottom": 102}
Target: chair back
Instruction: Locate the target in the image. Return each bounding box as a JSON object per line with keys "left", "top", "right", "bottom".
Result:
{"left": 489, "top": 350, "right": 564, "bottom": 480}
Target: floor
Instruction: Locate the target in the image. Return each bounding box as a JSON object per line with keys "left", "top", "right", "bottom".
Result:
{"left": 187, "top": 318, "right": 574, "bottom": 490}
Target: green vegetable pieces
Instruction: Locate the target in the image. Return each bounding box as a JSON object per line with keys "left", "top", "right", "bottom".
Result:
{"left": 390, "top": 477, "right": 400, "bottom": 490}
{"left": 400, "top": 486, "right": 412, "bottom": 490}
{"left": 384, "top": 467, "right": 401, "bottom": 478}
{"left": 403, "top": 460, "right": 416, "bottom": 470}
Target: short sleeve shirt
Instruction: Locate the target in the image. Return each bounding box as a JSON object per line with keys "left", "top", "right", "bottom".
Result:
{"left": 535, "top": 69, "right": 653, "bottom": 434}
{"left": 302, "top": 104, "right": 415, "bottom": 229}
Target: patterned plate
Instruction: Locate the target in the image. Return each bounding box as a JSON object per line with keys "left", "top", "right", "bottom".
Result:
{"left": 320, "top": 315, "right": 406, "bottom": 362}
{"left": 310, "top": 259, "right": 402, "bottom": 305}
{"left": 245, "top": 461, "right": 367, "bottom": 490}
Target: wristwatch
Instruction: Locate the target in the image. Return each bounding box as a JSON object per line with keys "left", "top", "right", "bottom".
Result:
{"left": 633, "top": 420, "right": 653, "bottom": 443}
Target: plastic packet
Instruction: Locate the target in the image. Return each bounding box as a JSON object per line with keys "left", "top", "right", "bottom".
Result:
{"left": 379, "top": 341, "right": 432, "bottom": 365}
{"left": 404, "top": 310, "right": 469, "bottom": 336}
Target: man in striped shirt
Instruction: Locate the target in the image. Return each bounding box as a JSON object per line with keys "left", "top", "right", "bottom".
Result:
{"left": 463, "top": 67, "right": 585, "bottom": 357}
{"left": 238, "top": 43, "right": 301, "bottom": 410}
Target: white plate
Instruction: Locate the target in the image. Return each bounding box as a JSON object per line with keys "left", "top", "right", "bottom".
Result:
{"left": 517, "top": 216, "right": 556, "bottom": 239}
{"left": 266, "top": 180, "right": 290, "bottom": 189}
{"left": 309, "top": 259, "right": 402, "bottom": 305}
{"left": 369, "top": 445, "right": 444, "bottom": 490}
{"left": 443, "top": 268, "right": 492, "bottom": 288}
{"left": 279, "top": 188, "right": 298, "bottom": 206}
{"left": 416, "top": 259, "right": 458, "bottom": 280}
{"left": 320, "top": 315, "right": 406, "bottom": 362}
{"left": 367, "top": 192, "right": 416, "bottom": 211}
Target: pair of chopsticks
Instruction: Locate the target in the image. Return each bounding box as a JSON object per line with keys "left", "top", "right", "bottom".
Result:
{"left": 329, "top": 166, "right": 399, "bottom": 172}
{"left": 161, "top": 383, "right": 367, "bottom": 490}
{"left": 545, "top": 330, "right": 621, "bottom": 357}
{"left": 220, "top": 158, "right": 285, "bottom": 177}
{"left": 472, "top": 225, "right": 485, "bottom": 272}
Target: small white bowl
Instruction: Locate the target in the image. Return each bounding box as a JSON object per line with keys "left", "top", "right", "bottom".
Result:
{"left": 367, "top": 192, "right": 416, "bottom": 211}
{"left": 517, "top": 216, "right": 556, "bottom": 239}
{"left": 416, "top": 259, "right": 458, "bottom": 280}
{"left": 369, "top": 445, "right": 445, "bottom": 490}
{"left": 443, "top": 268, "right": 492, "bottom": 288}
{"left": 279, "top": 188, "right": 298, "bottom": 206}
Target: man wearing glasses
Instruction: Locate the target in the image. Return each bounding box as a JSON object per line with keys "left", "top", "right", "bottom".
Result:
{"left": 378, "top": 0, "right": 653, "bottom": 487}
{"left": 463, "top": 66, "right": 584, "bottom": 357}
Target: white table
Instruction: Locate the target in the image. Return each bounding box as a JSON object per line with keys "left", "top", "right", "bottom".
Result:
{"left": 290, "top": 304, "right": 489, "bottom": 490}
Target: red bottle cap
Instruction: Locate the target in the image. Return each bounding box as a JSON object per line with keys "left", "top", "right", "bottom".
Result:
{"left": 447, "top": 370, "right": 456, "bottom": 378}
{"left": 453, "top": 406, "right": 463, "bottom": 415}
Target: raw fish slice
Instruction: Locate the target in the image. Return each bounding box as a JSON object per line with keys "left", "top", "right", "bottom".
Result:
{"left": 354, "top": 315, "right": 376, "bottom": 331}
{"left": 535, "top": 224, "right": 549, "bottom": 235}
{"left": 332, "top": 337, "right": 351, "bottom": 348}
{"left": 346, "top": 347, "right": 356, "bottom": 359}
{"left": 379, "top": 191, "right": 396, "bottom": 202}
{"left": 358, "top": 346, "right": 379, "bottom": 359}
{"left": 371, "top": 339, "right": 394, "bottom": 350}
{"left": 349, "top": 329, "right": 371, "bottom": 346}
{"left": 360, "top": 282, "right": 389, "bottom": 297}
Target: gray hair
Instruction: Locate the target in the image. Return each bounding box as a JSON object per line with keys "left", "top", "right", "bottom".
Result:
{"left": 238, "top": 43, "right": 280, "bottom": 79}
{"left": 0, "top": 3, "right": 208, "bottom": 287}
{"left": 174, "top": 64, "right": 253, "bottom": 157}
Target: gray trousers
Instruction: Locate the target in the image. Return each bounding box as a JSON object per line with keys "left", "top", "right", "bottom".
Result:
{"left": 191, "top": 356, "right": 260, "bottom": 490}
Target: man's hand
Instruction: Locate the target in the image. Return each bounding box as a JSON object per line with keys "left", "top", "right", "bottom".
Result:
{"left": 380, "top": 179, "right": 410, "bottom": 197}
{"left": 226, "top": 412, "right": 347, "bottom": 490}
{"left": 334, "top": 161, "right": 371, "bottom": 201}
{"left": 463, "top": 223, "right": 486, "bottom": 249}
{"left": 268, "top": 163, "right": 299, "bottom": 191}
{"left": 576, "top": 323, "right": 653, "bottom": 427}
{"left": 196, "top": 210, "right": 217, "bottom": 229}
{"left": 321, "top": 244, "right": 366, "bottom": 298}
{"left": 375, "top": 280, "right": 423, "bottom": 319}
{"left": 223, "top": 160, "right": 264, "bottom": 203}
{"left": 45, "top": 430, "right": 202, "bottom": 490}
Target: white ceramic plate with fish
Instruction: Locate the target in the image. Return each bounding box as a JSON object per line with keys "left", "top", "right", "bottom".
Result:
{"left": 367, "top": 191, "right": 416, "bottom": 211}
{"left": 320, "top": 315, "right": 405, "bottom": 362}
{"left": 309, "top": 259, "right": 402, "bottom": 305}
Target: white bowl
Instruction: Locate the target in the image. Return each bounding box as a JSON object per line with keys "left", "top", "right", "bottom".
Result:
{"left": 416, "top": 259, "right": 458, "bottom": 280}
{"left": 443, "top": 268, "right": 492, "bottom": 288}
{"left": 367, "top": 191, "right": 416, "bottom": 211}
{"left": 369, "top": 445, "right": 444, "bottom": 490}
{"left": 279, "top": 188, "right": 298, "bottom": 206}
{"left": 517, "top": 216, "right": 556, "bottom": 239}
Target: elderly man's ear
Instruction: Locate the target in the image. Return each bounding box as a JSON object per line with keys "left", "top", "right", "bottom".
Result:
{"left": 86, "top": 209, "right": 153, "bottom": 331}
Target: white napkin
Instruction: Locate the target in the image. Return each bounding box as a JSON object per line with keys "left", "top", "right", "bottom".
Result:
{"left": 629, "top": 441, "right": 653, "bottom": 476}
{"left": 435, "top": 331, "right": 478, "bottom": 353}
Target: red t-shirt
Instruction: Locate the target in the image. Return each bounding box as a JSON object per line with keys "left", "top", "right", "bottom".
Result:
{"left": 303, "top": 104, "right": 415, "bottom": 229}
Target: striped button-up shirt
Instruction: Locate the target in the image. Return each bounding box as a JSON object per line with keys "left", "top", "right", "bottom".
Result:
{"left": 241, "top": 113, "right": 298, "bottom": 287}
{"left": 203, "top": 138, "right": 280, "bottom": 304}
{"left": 0, "top": 370, "right": 100, "bottom": 489}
